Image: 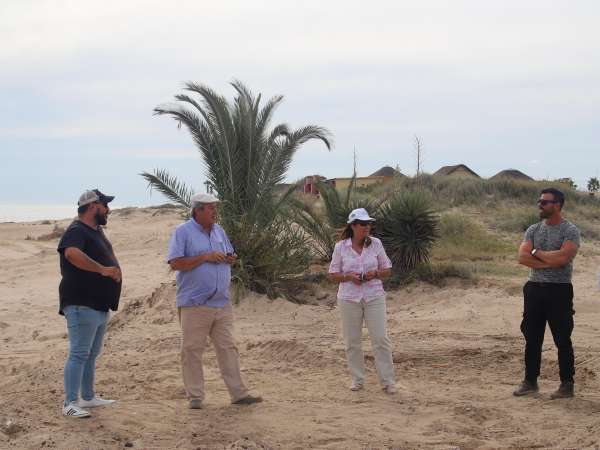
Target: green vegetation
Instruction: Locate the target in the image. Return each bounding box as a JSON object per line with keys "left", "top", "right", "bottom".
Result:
{"left": 295, "top": 174, "right": 388, "bottom": 261}
{"left": 434, "top": 213, "right": 513, "bottom": 260}
{"left": 375, "top": 192, "right": 439, "bottom": 271}
{"left": 140, "top": 81, "right": 600, "bottom": 295}
{"left": 588, "top": 177, "right": 599, "bottom": 196}
{"left": 318, "top": 175, "right": 600, "bottom": 286}
{"left": 141, "top": 80, "right": 331, "bottom": 299}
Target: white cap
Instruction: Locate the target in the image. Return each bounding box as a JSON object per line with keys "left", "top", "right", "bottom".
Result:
{"left": 77, "top": 189, "right": 115, "bottom": 207}
{"left": 190, "top": 192, "right": 220, "bottom": 206}
{"left": 347, "top": 208, "right": 375, "bottom": 223}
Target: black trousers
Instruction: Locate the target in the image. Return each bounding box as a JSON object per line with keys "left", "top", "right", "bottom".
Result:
{"left": 520, "top": 281, "right": 575, "bottom": 383}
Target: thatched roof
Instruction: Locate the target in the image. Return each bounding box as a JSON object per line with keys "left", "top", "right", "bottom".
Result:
{"left": 490, "top": 169, "right": 533, "bottom": 181}
{"left": 433, "top": 164, "right": 480, "bottom": 178}
{"left": 368, "top": 166, "right": 403, "bottom": 178}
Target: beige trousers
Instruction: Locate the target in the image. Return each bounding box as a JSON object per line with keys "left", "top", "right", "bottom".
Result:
{"left": 178, "top": 304, "right": 248, "bottom": 402}
{"left": 338, "top": 296, "right": 396, "bottom": 386}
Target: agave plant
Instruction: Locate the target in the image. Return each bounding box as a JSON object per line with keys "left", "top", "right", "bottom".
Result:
{"left": 294, "top": 173, "right": 387, "bottom": 260}
{"left": 141, "top": 80, "right": 332, "bottom": 299}
{"left": 375, "top": 191, "right": 439, "bottom": 271}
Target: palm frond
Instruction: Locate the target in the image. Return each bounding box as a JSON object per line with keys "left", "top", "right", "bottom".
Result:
{"left": 140, "top": 169, "right": 195, "bottom": 210}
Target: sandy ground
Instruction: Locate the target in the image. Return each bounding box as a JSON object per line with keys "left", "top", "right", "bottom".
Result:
{"left": 1, "top": 207, "right": 600, "bottom": 449}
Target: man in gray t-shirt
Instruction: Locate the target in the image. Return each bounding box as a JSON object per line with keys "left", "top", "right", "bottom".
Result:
{"left": 513, "top": 188, "right": 580, "bottom": 399}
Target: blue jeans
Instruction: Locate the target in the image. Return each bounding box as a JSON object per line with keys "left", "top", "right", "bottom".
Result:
{"left": 63, "top": 305, "right": 108, "bottom": 404}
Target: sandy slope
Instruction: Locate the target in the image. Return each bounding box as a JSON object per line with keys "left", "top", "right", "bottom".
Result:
{"left": 1, "top": 207, "right": 600, "bottom": 449}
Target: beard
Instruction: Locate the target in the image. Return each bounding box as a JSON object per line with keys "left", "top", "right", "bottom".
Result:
{"left": 95, "top": 210, "right": 108, "bottom": 226}
{"left": 539, "top": 208, "right": 552, "bottom": 219}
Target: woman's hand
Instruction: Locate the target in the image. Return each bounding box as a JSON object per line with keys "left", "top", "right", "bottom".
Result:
{"left": 364, "top": 270, "right": 379, "bottom": 281}
{"left": 347, "top": 273, "right": 362, "bottom": 285}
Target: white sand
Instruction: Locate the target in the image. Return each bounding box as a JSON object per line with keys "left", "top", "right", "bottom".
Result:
{"left": 1, "top": 207, "right": 600, "bottom": 449}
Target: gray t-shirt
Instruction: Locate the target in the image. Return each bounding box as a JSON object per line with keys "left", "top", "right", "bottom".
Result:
{"left": 524, "top": 219, "right": 580, "bottom": 283}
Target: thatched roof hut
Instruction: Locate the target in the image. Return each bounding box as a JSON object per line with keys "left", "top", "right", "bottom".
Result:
{"left": 490, "top": 169, "right": 533, "bottom": 181}
{"left": 368, "top": 166, "right": 404, "bottom": 178}
{"left": 433, "top": 164, "right": 480, "bottom": 179}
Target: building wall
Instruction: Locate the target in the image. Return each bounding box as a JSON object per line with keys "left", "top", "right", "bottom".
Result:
{"left": 330, "top": 176, "right": 388, "bottom": 191}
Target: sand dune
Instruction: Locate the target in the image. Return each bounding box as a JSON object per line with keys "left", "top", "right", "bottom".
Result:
{"left": 1, "top": 207, "right": 600, "bottom": 449}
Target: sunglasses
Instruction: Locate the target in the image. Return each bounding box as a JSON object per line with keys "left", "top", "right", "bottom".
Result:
{"left": 353, "top": 221, "right": 373, "bottom": 227}
{"left": 537, "top": 199, "right": 558, "bottom": 206}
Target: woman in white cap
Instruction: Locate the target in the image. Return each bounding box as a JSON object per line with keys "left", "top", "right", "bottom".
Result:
{"left": 328, "top": 208, "right": 396, "bottom": 394}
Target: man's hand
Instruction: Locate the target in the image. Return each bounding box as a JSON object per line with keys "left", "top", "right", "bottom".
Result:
{"left": 205, "top": 252, "right": 227, "bottom": 263}
{"left": 535, "top": 241, "right": 579, "bottom": 268}
{"left": 518, "top": 241, "right": 551, "bottom": 269}
{"left": 100, "top": 266, "right": 122, "bottom": 282}
{"left": 225, "top": 253, "right": 237, "bottom": 265}
{"left": 65, "top": 247, "right": 122, "bottom": 281}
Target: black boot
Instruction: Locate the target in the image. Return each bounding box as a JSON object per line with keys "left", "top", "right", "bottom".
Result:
{"left": 513, "top": 379, "right": 539, "bottom": 396}
{"left": 550, "top": 381, "right": 574, "bottom": 399}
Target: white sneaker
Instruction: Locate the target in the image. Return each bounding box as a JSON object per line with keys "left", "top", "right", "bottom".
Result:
{"left": 63, "top": 402, "right": 91, "bottom": 418}
{"left": 78, "top": 396, "right": 116, "bottom": 408}
{"left": 349, "top": 383, "right": 364, "bottom": 391}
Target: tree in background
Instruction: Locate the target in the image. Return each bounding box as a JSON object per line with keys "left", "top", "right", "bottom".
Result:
{"left": 141, "top": 80, "right": 332, "bottom": 299}
{"left": 588, "top": 177, "right": 600, "bottom": 196}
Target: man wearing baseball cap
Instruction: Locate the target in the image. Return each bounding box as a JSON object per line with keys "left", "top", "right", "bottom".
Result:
{"left": 167, "top": 192, "right": 262, "bottom": 409}
{"left": 57, "top": 189, "right": 121, "bottom": 418}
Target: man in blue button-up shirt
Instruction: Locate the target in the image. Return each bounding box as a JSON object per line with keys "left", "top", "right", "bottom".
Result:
{"left": 167, "top": 193, "right": 262, "bottom": 409}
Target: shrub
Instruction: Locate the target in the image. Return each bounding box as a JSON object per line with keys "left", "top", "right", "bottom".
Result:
{"left": 375, "top": 192, "right": 439, "bottom": 271}
{"left": 435, "top": 213, "right": 514, "bottom": 258}
{"left": 385, "top": 261, "right": 474, "bottom": 288}
{"left": 496, "top": 209, "right": 539, "bottom": 233}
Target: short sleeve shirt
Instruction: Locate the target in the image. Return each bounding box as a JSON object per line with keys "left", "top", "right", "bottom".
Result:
{"left": 328, "top": 237, "right": 392, "bottom": 302}
{"left": 524, "top": 219, "right": 580, "bottom": 283}
{"left": 167, "top": 220, "right": 234, "bottom": 308}
{"left": 57, "top": 220, "right": 122, "bottom": 314}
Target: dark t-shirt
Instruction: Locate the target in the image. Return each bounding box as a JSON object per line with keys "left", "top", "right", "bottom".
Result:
{"left": 57, "top": 220, "right": 122, "bottom": 314}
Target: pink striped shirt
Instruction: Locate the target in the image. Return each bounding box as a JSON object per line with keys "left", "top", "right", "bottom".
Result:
{"left": 328, "top": 237, "right": 392, "bottom": 302}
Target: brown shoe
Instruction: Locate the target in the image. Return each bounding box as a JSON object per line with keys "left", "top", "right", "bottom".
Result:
{"left": 513, "top": 380, "right": 539, "bottom": 396}
{"left": 550, "top": 382, "right": 574, "bottom": 399}
{"left": 232, "top": 395, "right": 263, "bottom": 405}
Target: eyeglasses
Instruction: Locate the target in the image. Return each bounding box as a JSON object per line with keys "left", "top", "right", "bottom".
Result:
{"left": 353, "top": 221, "right": 373, "bottom": 227}
{"left": 537, "top": 199, "right": 557, "bottom": 206}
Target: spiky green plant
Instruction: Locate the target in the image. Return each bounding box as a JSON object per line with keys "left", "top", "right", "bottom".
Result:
{"left": 141, "top": 80, "right": 332, "bottom": 299}
{"left": 293, "top": 173, "right": 387, "bottom": 260}
{"left": 375, "top": 192, "right": 439, "bottom": 271}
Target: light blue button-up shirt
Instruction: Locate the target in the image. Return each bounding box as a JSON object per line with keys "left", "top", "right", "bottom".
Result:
{"left": 167, "top": 219, "right": 234, "bottom": 308}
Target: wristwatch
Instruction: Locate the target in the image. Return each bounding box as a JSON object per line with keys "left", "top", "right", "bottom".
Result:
{"left": 530, "top": 248, "right": 538, "bottom": 256}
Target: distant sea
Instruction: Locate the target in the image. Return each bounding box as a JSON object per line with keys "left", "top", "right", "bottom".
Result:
{"left": 1, "top": 203, "right": 84, "bottom": 223}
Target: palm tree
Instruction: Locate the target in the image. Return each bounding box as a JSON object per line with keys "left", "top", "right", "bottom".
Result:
{"left": 141, "top": 80, "right": 332, "bottom": 299}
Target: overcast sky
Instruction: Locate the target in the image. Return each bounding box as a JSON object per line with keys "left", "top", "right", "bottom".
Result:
{"left": 1, "top": 0, "right": 599, "bottom": 219}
